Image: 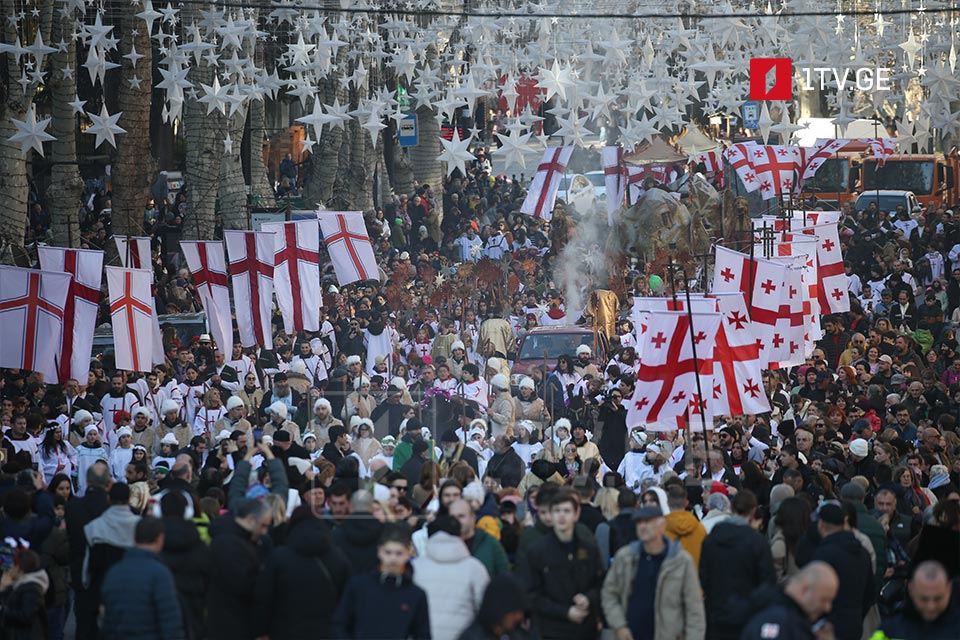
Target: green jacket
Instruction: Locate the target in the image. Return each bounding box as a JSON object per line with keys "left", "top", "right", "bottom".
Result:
{"left": 469, "top": 528, "right": 509, "bottom": 577}
{"left": 855, "top": 503, "right": 887, "bottom": 583}
{"left": 602, "top": 537, "right": 706, "bottom": 640}
{"left": 392, "top": 438, "right": 437, "bottom": 472}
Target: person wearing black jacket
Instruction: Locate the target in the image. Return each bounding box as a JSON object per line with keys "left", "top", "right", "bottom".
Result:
{"left": 807, "top": 503, "right": 875, "bottom": 640}
{"left": 485, "top": 437, "right": 525, "bottom": 489}
{"left": 254, "top": 508, "right": 352, "bottom": 639}
{"left": 741, "top": 562, "right": 839, "bottom": 640}
{"left": 699, "top": 491, "right": 776, "bottom": 640}
{"left": 206, "top": 498, "right": 274, "bottom": 640}
{"left": 438, "top": 429, "right": 480, "bottom": 476}
{"left": 520, "top": 487, "right": 603, "bottom": 640}
{"left": 64, "top": 461, "right": 111, "bottom": 640}
{"left": 331, "top": 491, "right": 384, "bottom": 574}
{"left": 160, "top": 492, "right": 210, "bottom": 640}
{"left": 257, "top": 373, "right": 302, "bottom": 421}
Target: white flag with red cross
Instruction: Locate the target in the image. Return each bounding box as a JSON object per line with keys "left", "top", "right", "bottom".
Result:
{"left": 319, "top": 211, "right": 379, "bottom": 286}
{"left": 627, "top": 311, "right": 721, "bottom": 428}
{"left": 712, "top": 246, "right": 789, "bottom": 368}
{"left": 797, "top": 223, "right": 849, "bottom": 314}
{"left": 748, "top": 145, "right": 804, "bottom": 200}
{"left": 861, "top": 138, "right": 896, "bottom": 167}
{"left": 520, "top": 146, "right": 574, "bottom": 221}
{"left": 631, "top": 295, "right": 715, "bottom": 346}
{"left": 625, "top": 165, "right": 679, "bottom": 204}
{"left": 708, "top": 292, "right": 770, "bottom": 416}
{"left": 225, "top": 231, "right": 275, "bottom": 350}
{"left": 0, "top": 266, "right": 72, "bottom": 381}
{"left": 769, "top": 256, "right": 808, "bottom": 367}
{"left": 263, "top": 219, "right": 321, "bottom": 334}
{"left": 114, "top": 236, "right": 152, "bottom": 270}
{"left": 768, "top": 233, "right": 822, "bottom": 345}
{"left": 181, "top": 241, "right": 232, "bottom": 354}
{"left": 38, "top": 247, "right": 104, "bottom": 383}
{"left": 799, "top": 139, "right": 846, "bottom": 184}
{"left": 691, "top": 149, "right": 722, "bottom": 174}
{"left": 724, "top": 143, "right": 761, "bottom": 192}
{"left": 602, "top": 146, "right": 624, "bottom": 224}
{"left": 107, "top": 268, "right": 156, "bottom": 373}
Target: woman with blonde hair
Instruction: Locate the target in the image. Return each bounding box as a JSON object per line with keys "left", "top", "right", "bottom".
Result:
{"left": 353, "top": 418, "right": 382, "bottom": 469}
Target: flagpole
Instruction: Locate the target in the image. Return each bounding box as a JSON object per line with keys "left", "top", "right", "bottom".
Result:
{"left": 679, "top": 265, "right": 712, "bottom": 446}
{"left": 667, "top": 260, "right": 693, "bottom": 450}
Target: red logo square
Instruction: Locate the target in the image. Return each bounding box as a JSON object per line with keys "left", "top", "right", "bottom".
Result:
{"left": 750, "top": 58, "right": 792, "bottom": 100}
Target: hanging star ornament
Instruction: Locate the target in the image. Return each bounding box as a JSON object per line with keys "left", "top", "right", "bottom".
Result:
{"left": 492, "top": 128, "right": 533, "bottom": 171}
{"left": 8, "top": 105, "right": 55, "bottom": 157}
{"left": 85, "top": 104, "right": 127, "bottom": 149}
{"left": 438, "top": 130, "right": 475, "bottom": 177}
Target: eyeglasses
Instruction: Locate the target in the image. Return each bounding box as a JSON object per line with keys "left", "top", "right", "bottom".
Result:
{"left": 391, "top": 484, "right": 408, "bottom": 492}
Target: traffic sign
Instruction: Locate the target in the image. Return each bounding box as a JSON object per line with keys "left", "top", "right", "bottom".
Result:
{"left": 398, "top": 114, "right": 418, "bottom": 147}
{"left": 742, "top": 101, "right": 760, "bottom": 129}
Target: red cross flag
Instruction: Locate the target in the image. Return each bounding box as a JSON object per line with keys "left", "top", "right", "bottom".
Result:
{"left": 749, "top": 145, "right": 804, "bottom": 200}
{"left": 691, "top": 149, "right": 722, "bottom": 174}
{"left": 709, "top": 292, "right": 770, "bottom": 416}
{"left": 182, "top": 241, "right": 232, "bottom": 354}
{"left": 107, "top": 268, "right": 156, "bottom": 373}
{"left": 520, "top": 146, "right": 573, "bottom": 221}
{"left": 263, "top": 219, "right": 321, "bottom": 334}
{"left": 712, "top": 246, "right": 789, "bottom": 368}
{"left": 627, "top": 311, "right": 721, "bottom": 429}
{"left": 319, "top": 211, "right": 378, "bottom": 286}
{"left": 0, "top": 267, "right": 71, "bottom": 381}
{"left": 602, "top": 146, "right": 624, "bottom": 225}
{"left": 768, "top": 233, "right": 822, "bottom": 343}
{"left": 724, "top": 143, "right": 761, "bottom": 193}
{"left": 225, "top": 231, "right": 275, "bottom": 350}
{"left": 769, "top": 257, "right": 808, "bottom": 367}
{"left": 862, "top": 138, "right": 897, "bottom": 167}
{"left": 625, "top": 165, "right": 679, "bottom": 204}
{"left": 797, "top": 223, "right": 849, "bottom": 314}
{"left": 631, "top": 295, "right": 716, "bottom": 345}
{"left": 114, "top": 236, "right": 152, "bottom": 270}
{"left": 38, "top": 247, "right": 104, "bottom": 383}
{"left": 799, "top": 139, "right": 846, "bottom": 184}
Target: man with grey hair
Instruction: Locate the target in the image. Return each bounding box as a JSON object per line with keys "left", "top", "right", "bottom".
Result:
{"left": 701, "top": 492, "right": 731, "bottom": 534}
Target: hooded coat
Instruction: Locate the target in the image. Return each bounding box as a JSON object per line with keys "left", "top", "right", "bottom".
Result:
{"left": 664, "top": 510, "right": 707, "bottom": 568}
{"left": 0, "top": 569, "right": 49, "bottom": 640}
{"left": 810, "top": 530, "right": 875, "bottom": 640}
{"left": 161, "top": 517, "right": 210, "bottom": 639}
{"left": 254, "top": 516, "right": 352, "bottom": 639}
{"left": 412, "top": 532, "right": 489, "bottom": 640}
{"left": 699, "top": 517, "right": 776, "bottom": 640}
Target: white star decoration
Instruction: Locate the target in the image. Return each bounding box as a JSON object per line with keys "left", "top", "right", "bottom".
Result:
{"left": 7, "top": 105, "right": 55, "bottom": 157}
{"left": 438, "top": 130, "right": 475, "bottom": 177}
{"left": 85, "top": 105, "right": 126, "bottom": 149}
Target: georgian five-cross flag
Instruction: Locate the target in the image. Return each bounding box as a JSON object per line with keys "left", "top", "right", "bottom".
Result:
{"left": 770, "top": 257, "right": 808, "bottom": 367}
{"left": 319, "top": 211, "right": 378, "bottom": 286}
{"left": 38, "top": 247, "right": 104, "bottom": 383}
{"left": 224, "top": 231, "right": 275, "bottom": 350}
{"left": 709, "top": 292, "right": 770, "bottom": 416}
{"left": 520, "top": 146, "right": 573, "bottom": 221}
{"left": 802, "top": 223, "right": 850, "bottom": 314}
{"left": 0, "top": 266, "right": 72, "bottom": 381}
{"left": 631, "top": 296, "right": 715, "bottom": 345}
{"left": 182, "top": 241, "right": 232, "bottom": 354}
{"left": 712, "top": 245, "right": 789, "bottom": 368}
{"left": 627, "top": 311, "right": 721, "bottom": 430}
{"left": 264, "top": 219, "right": 321, "bottom": 335}
{"left": 107, "top": 268, "right": 156, "bottom": 373}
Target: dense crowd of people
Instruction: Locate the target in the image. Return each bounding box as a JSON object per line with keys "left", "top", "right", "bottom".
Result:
{"left": 2, "top": 152, "right": 960, "bottom": 640}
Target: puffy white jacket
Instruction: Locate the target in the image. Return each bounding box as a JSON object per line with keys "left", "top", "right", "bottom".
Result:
{"left": 412, "top": 531, "right": 489, "bottom": 640}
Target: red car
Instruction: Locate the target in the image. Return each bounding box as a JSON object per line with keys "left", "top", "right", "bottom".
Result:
{"left": 510, "top": 326, "right": 607, "bottom": 387}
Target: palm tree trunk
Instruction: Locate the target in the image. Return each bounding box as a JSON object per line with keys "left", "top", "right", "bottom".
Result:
{"left": 111, "top": 4, "right": 156, "bottom": 237}
{"left": 219, "top": 109, "right": 249, "bottom": 230}
{"left": 0, "top": 0, "right": 53, "bottom": 263}
{"left": 247, "top": 95, "right": 275, "bottom": 210}
{"left": 303, "top": 47, "right": 348, "bottom": 208}
{"left": 45, "top": 13, "right": 83, "bottom": 247}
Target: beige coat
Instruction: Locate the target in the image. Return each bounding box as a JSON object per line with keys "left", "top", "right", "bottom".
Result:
{"left": 488, "top": 391, "right": 516, "bottom": 438}
{"left": 602, "top": 539, "right": 706, "bottom": 640}
{"left": 305, "top": 416, "right": 344, "bottom": 447}
{"left": 513, "top": 397, "right": 549, "bottom": 434}
{"left": 263, "top": 419, "right": 302, "bottom": 445}
{"left": 345, "top": 392, "right": 376, "bottom": 420}
{"left": 478, "top": 318, "right": 514, "bottom": 357}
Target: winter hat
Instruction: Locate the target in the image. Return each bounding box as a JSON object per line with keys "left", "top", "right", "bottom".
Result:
{"left": 288, "top": 458, "right": 313, "bottom": 475}
{"left": 490, "top": 374, "right": 509, "bottom": 391}
{"left": 313, "top": 398, "right": 332, "bottom": 413}
{"left": 290, "top": 359, "right": 307, "bottom": 374}
{"left": 849, "top": 438, "right": 869, "bottom": 458}
{"left": 345, "top": 355, "right": 362, "bottom": 366}
{"left": 261, "top": 434, "right": 274, "bottom": 445}
{"left": 554, "top": 418, "right": 572, "bottom": 433}
{"left": 160, "top": 399, "right": 180, "bottom": 416}
{"left": 269, "top": 401, "right": 288, "bottom": 420}
{"left": 518, "top": 376, "right": 535, "bottom": 391}
{"left": 131, "top": 407, "right": 151, "bottom": 420}
{"left": 303, "top": 432, "right": 317, "bottom": 442}
{"left": 440, "top": 429, "right": 460, "bottom": 443}
{"left": 390, "top": 376, "right": 407, "bottom": 390}
{"left": 83, "top": 425, "right": 100, "bottom": 437}
{"left": 213, "top": 429, "right": 231, "bottom": 443}
{"left": 354, "top": 376, "right": 370, "bottom": 390}
{"left": 225, "top": 396, "right": 245, "bottom": 411}
{"left": 451, "top": 340, "right": 465, "bottom": 352}
{"left": 72, "top": 410, "right": 94, "bottom": 426}
{"left": 116, "top": 426, "right": 133, "bottom": 438}
{"left": 381, "top": 435, "right": 397, "bottom": 448}
{"left": 462, "top": 480, "right": 486, "bottom": 505}
{"left": 160, "top": 433, "right": 179, "bottom": 445}
{"left": 576, "top": 344, "right": 592, "bottom": 356}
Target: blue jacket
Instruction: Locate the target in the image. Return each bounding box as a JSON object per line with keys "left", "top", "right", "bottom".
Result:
{"left": 100, "top": 547, "right": 186, "bottom": 640}
{"left": 331, "top": 570, "right": 431, "bottom": 639}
